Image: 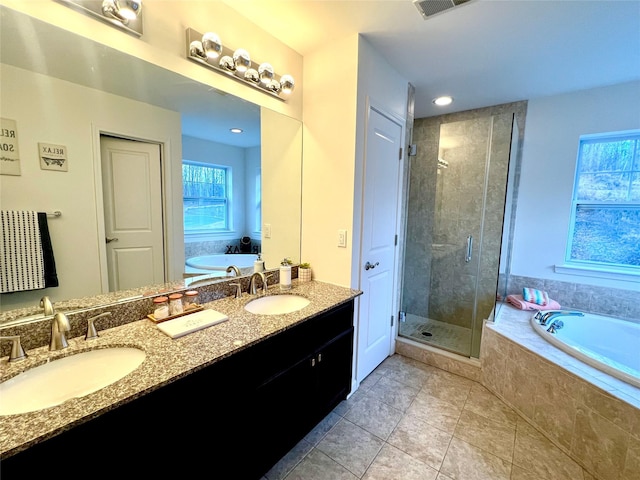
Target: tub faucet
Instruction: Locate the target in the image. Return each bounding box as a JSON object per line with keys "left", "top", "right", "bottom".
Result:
{"left": 249, "top": 271, "right": 267, "bottom": 295}
{"left": 547, "top": 319, "right": 564, "bottom": 334}
{"left": 226, "top": 265, "right": 241, "bottom": 277}
{"left": 50, "top": 312, "right": 70, "bottom": 351}
{"left": 535, "top": 310, "right": 584, "bottom": 326}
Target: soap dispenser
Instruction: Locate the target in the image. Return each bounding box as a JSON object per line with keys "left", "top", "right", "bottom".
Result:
{"left": 279, "top": 258, "right": 292, "bottom": 291}
{"left": 254, "top": 253, "right": 265, "bottom": 273}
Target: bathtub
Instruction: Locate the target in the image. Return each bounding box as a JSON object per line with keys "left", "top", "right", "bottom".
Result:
{"left": 530, "top": 310, "right": 640, "bottom": 388}
{"left": 186, "top": 253, "right": 258, "bottom": 271}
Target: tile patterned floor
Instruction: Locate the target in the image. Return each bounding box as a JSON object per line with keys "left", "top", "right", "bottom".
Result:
{"left": 262, "top": 353, "right": 596, "bottom": 480}
{"left": 400, "top": 314, "right": 472, "bottom": 356}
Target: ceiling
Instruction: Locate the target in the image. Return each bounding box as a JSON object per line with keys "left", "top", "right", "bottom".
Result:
{"left": 226, "top": 0, "right": 640, "bottom": 118}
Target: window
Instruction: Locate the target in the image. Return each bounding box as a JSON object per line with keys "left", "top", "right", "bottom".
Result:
{"left": 566, "top": 131, "right": 640, "bottom": 270}
{"left": 182, "top": 161, "right": 230, "bottom": 232}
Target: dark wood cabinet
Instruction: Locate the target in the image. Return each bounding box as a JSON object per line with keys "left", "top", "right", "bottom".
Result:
{"left": 1, "top": 300, "right": 354, "bottom": 479}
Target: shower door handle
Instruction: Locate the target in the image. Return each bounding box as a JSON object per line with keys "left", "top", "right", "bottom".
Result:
{"left": 465, "top": 235, "right": 473, "bottom": 263}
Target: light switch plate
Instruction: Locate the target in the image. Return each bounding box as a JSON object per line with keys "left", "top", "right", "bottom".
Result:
{"left": 264, "top": 223, "right": 272, "bottom": 238}
{"left": 338, "top": 229, "right": 347, "bottom": 248}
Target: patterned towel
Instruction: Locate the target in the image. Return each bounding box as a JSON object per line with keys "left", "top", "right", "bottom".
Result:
{"left": 522, "top": 287, "right": 549, "bottom": 306}
{"left": 507, "top": 294, "right": 560, "bottom": 311}
{"left": 0, "top": 211, "right": 58, "bottom": 293}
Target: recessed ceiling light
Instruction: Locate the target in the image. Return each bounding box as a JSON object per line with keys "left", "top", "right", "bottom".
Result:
{"left": 433, "top": 96, "right": 453, "bottom": 106}
{"left": 230, "top": 128, "right": 243, "bottom": 134}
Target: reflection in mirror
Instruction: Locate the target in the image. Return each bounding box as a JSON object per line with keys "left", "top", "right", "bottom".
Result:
{"left": 0, "top": 6, "right": 302, "bottom": 320}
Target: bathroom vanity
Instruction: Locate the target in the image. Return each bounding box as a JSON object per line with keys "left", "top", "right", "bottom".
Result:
{"left": 0, "top": 281, "right": 360, "bottom": 479}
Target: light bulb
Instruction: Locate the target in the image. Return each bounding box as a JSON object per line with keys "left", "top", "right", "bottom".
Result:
{"left": 233, "top": 49, "right": 251, "bottom": 73}
{"left": 202, "top": 32, "right": 222, "bottom": 59}
{"left": 258, "top": 63, "right": 274, "bottom": 85}
{"left": 280, "top": 74, "right": 295, "bottom": 94}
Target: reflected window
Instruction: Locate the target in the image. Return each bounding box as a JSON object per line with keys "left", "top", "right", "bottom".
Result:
{"left": 567, "top": 131, "right": 640, "bottom": 269}
{"left": 182, "top": 161, "right": 230, "bottom": 232}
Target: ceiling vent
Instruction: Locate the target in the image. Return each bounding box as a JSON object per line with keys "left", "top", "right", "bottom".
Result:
{"left": 413, "top": 0, "right": 473, "bottom": 19}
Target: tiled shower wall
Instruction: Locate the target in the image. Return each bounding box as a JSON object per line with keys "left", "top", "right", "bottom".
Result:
{"left": 503, "top": 274, "right": 640, "bottom": 322}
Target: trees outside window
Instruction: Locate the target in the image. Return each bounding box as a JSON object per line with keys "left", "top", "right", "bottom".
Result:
{"left": 183, "top": 161, "right": 230, "bottom": 232}
{"left": 567, "top": 131, "right": 640, "bottom": 269}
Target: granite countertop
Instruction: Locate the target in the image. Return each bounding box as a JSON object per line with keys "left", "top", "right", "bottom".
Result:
{"left": 0, "top": 280, "right": 362, "bottom": 458}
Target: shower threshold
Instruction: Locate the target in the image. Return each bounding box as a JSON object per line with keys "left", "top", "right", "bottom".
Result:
{"left": 400, "top": 313, "right": 471, "bottom": 356}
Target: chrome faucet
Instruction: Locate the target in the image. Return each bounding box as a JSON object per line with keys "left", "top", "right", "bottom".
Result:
{"left": 547, "top": 319, "right": 564, "bottom": 334}
{"left": 40, "top": 296, "right": 55, "bottom": 316}
{"left": 248, "top": 271, "right": 267, "bottom": 295}
{"left": 50, "top": 312, "right": 70, "bottom": 351}
{"left": 226, "top": 265, "right": 241, "bottom": 277}
{"left": 534, "top": 310, "right": 584, "bottom": 326}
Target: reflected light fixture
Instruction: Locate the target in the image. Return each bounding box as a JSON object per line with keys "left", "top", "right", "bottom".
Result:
{"left": 433, "top": 96, "right": 454, "bottom": 106}
{"left": 230, "top": 128, "right": 243, "bottom": 134}
{"left": 186, "top": 27, "right": 295, "bottom": 100}
{"left": 58, "top": 0, "right": 144, "bottom": 36}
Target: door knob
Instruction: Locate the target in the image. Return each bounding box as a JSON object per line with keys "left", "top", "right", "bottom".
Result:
{"left": 106, "top": 237, "right": 119, "bottom": 244}
{"left": 364, "top": 261, "right": 379, "bottom": 271}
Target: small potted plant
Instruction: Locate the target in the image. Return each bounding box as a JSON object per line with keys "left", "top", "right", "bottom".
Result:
{"left": 298, "top": 262, "right": 312, "bottom": 282}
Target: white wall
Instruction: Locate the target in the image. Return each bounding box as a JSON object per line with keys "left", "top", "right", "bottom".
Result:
{"left": 182, "top": 135, "right": 250, "bottom": 240}
{"left": 0, "top": 64, "right": 182, "bottom": 310}
{"left": 511, "top": 81, "right": 640, "bottom": 290}
{"left": 301, "top": 34, "right": 359, "bottom": 286}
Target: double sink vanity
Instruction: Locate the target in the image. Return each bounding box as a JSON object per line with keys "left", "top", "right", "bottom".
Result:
{"left": 0, "top": 277, "right": 361, "bottom": 479}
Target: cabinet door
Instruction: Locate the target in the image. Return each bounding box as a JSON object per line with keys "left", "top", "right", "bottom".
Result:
{"left": 314, "top": 327, "right": 354, "bottom": 419}
{"left": 247, "top": 356, "right": 316, "bottom": 477}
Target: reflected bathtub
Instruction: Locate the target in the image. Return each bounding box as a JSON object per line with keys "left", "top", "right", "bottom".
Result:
{"left": 186, "top": 253, "right": 258, "bottom": 271}
{"left": 530, "top": 310, "right": 640, "bottom": 388}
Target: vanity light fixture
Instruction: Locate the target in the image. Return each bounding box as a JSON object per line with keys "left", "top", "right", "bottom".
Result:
{"left": 186, "top": 28, "right": 295, "bottom": 100}
{"left": 57, "top": 0, "right": 143, "bottom": 37}
{"left": 433, "top": 95, "right": 454, "bottom": 106}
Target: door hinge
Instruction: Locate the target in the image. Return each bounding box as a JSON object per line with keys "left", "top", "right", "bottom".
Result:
{"left": 391, "top": 315, "right": 394, "bottom": 327}
{"left": 408, "top": 144, "right": 417, "bottom": 156}
{"left": 394, "top": 234, "right": 398, "bottom": 246}
{"left": 399, "top": 147, "right": 403, "bottom": 160}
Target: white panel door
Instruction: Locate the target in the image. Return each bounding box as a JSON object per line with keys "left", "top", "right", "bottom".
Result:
{"left": 357, "top": 107, "right": 403, "bottom": 383}
{"left": 101, "top": 136, "right": 165, "bottom": 291}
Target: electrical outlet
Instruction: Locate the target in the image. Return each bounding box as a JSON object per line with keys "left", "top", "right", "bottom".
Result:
{"left": 337, "top": 229, "right": 347, "bottom": 247}
{"left": 264, "top": 223, "right": 271, "bottom": 238}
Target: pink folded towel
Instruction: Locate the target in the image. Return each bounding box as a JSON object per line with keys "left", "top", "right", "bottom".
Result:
{"left": 506, "top": 294, "right": 561, "bottom": 311}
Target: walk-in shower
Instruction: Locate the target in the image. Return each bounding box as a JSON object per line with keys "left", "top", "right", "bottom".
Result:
{"left": 399, "top": 103, "right": 525, "bottom": 358}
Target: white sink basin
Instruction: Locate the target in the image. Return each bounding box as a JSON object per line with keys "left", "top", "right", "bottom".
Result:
{"left": 0, "top": 347, "right": 146, "bottom": 416}
{"left": 245, "top": 295, "right": 310, "bottom": 315}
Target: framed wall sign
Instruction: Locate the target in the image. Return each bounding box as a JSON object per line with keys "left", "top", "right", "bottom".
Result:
{"left": 0, "top": 118, "right": 21, "bottom": 176}
{"left": 39, "top": 142, "right": 68, "bottom": 172}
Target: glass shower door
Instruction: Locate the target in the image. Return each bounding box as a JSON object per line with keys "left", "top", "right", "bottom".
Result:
{"left": 400, "top": 113, "right": 513, "bottom": 358}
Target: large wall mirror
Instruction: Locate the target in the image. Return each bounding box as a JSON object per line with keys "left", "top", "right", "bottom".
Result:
{"left": 0, "top": 6, "right": 302, "bottom": 316}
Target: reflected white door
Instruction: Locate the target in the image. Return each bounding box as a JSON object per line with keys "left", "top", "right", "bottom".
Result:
{"left": 101, "top": 136, "right": 165, "bottom": 291}
{"left": 357, "top": 107, "right": 403, "bottom": 383}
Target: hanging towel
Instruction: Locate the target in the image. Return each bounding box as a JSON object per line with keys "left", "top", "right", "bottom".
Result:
{"left": 0, "top": 211, "right": 58, "bottom": 293}
{"left": 506, "top": 294, "right": 560, "bottom": 311}
{"left": 522, "top": 287, "right": 549, "bottom": 306}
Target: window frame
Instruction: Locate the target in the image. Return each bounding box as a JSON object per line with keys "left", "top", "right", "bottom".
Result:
{"left": 564, "top": 129, "right": 640, "bottom": 275}
{"left": 182, "top": 160, "right": 232, "bottom": 235}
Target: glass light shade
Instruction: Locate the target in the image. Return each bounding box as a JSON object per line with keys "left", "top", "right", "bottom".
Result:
{"left": 280, "top": 74, "right": 295, "bottom": 94}
{"left": 267, "top": 79, "right": 281, "bottom": 94}
{"left": 189, "top": 40, "right": 206, "bottom": 60}
{"left": 219, "top": 55, "right": 235, "bottom": 71}
{"left": 118, "top": 0, "right": 142, "bottom": 20}
{"left": 102, "top": 0, "right": 141, "bottom": 22}
{"left": 202, "top": 32, "right": 222, "bottom": 59}
{"left": 258, "top": 63, "right": 274, "bottom": 84}
{"left": 233, "top": 49, "right": 251, "bottom": 73}
{"left": 244, "top": 68, "right": 260, "bottom": 84}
